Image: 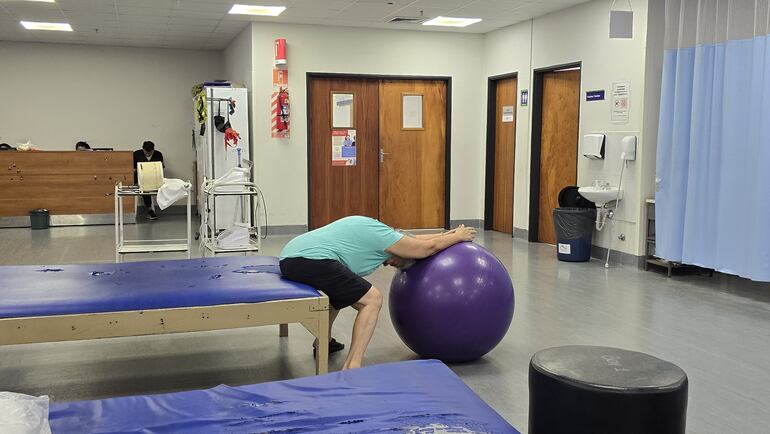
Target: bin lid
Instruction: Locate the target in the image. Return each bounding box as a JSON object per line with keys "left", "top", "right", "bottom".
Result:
{"left": 558, "top": 186, "right": 595, "bottom": 208}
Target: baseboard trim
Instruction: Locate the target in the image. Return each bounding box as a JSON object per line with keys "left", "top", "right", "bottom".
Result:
{"left": 261, "top": 225, "right": 307, "bottom": 235}
{"left": 0, "top": 213, "right": 135, "bottom": 228}
{"left": 591, "top": 245, "right": 645, "bottom": 269}
{"left": 513, "top": 227, "right": 529, "bottom": 240}
{"left": 450, "top": 219, "right": 484, "bottom": 229}
{"left": 138, "top": 205, "right": 189, "bottom": 216}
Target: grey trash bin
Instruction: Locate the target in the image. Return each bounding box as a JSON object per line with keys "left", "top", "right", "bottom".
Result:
{"left": 30, "top": 208, "right": 50, "bottom": 230}
{"left": 553, "top": 207, "right": 595, "bottom": 262}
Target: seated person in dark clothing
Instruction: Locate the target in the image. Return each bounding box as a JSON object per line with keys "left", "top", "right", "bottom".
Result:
{"left": 75, "top": 141, "right": 91, "bottom": 151}
{"left": 133, "top": 141, "right": 165, "bottom": 220}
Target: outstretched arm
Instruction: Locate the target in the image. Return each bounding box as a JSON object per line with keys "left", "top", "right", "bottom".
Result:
{"left": 386, "top": 226, "right": 476, "bottom": 259}
{"left": 414, "top": 231, "right": 452, "bottom": 240}
{"left": 410, "top": 225, "right": 466, "bottom": 240}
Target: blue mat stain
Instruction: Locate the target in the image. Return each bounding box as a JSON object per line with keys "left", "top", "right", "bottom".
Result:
{"left": 233, "top": 266, "right": 268, "bottom": 274}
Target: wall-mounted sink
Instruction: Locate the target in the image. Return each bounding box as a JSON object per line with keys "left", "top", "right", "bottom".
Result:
{"left": 578, "top": 186, "right": 622, "bottom": 207}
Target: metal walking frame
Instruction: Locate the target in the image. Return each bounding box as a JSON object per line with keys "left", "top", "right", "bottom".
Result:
{"left": 199, "top": 176, "right": 264, "bottom": 256}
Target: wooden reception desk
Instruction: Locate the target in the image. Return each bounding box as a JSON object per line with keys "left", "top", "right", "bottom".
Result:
{"left": 0, "top": 151, "right": 134, "bottom": 227}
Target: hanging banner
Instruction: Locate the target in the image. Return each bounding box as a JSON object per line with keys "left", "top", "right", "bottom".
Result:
{"left": 331, "top": 129, "right": 356, "bottom": 166}
{"left": 271, "top": 68, "right": 290, "bottom": 139}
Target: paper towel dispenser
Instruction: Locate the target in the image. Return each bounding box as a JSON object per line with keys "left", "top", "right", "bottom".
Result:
{"left": 582, "top": 134, "right": 605, "bottom": 160}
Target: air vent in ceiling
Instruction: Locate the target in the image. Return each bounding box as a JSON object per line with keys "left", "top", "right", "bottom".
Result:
{"left": 386, "top": 16, "right": 427, "bottom": 24}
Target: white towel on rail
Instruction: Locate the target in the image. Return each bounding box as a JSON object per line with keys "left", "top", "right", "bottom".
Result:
{"left": 157, "top": 179, "right": 191, "bottom": 210}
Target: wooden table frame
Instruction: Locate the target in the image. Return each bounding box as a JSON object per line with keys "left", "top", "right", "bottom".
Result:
{"left": 0, "top": 295, "right": 330, "bottom": 375}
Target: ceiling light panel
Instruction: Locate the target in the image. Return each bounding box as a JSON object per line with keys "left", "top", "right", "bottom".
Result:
{"left": 20, "top": 21, "right": 73, "bottom": 31}
{"left": 422, "top": 16, "right": 482, "bottom": 27}
{"left": 228, "top": 5, "right": 287, "bottom": 16}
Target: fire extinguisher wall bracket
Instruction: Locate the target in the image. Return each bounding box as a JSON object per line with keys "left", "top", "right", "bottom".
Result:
{"left": 274, "top": 38, "right": 287, "bottom": 69}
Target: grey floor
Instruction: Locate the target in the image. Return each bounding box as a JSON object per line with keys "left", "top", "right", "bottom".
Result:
{"left": 1, "top": 215, "right": 769, "bottom": 434}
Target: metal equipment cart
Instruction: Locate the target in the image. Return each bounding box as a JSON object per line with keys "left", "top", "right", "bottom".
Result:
{"left": 114, "top": 183, "right": 192, "bottom": 263}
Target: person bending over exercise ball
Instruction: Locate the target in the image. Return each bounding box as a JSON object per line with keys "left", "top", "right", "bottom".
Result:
{"left": 279, "top": 215, "right": 476, "bottom": 370}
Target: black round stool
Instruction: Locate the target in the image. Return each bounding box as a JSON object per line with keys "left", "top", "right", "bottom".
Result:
{"left": 529, "top": 345, "right": 688, "bottom": 434}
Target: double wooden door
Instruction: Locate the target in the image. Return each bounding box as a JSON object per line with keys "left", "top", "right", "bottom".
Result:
{"left": 309, "top": 77, "right": 447, "bottom": 230}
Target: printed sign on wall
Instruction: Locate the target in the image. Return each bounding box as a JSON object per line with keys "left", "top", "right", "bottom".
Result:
{"left": 502, "top": 105, "right": 514, "bottom": 122}
{"left": 611, "top": 82, "right": 630, "bottom": 123}
{"left": 332, "top": 129, "right": 356, "bottom": 166}
{"left": 586, "top": 90, "right": 605, "bottom": 101}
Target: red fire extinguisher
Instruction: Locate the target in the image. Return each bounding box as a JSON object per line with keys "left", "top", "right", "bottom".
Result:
{"left": 276, "top": 87, "right": 290, "bottom": 131}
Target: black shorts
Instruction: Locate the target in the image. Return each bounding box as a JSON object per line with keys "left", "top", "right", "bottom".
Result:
{"left": 279, "top": 257, "right": 372, "bottom": 310}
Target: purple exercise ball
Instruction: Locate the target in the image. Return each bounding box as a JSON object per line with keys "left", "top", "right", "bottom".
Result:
{"left": 389, "top": 242, "right": 515, "bottom": 363}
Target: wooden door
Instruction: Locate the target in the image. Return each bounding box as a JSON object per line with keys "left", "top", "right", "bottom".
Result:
{"left": 538, "top": 69, "right": 580, "bottom": 244}
{"left": 309, "top": 78, "right": 380, "bottom": 229}
{"left": 378, "top": 80, "right": 446, "bottom": 229}
{"left": 492, "top": 77, "right": 517, "bottom": 234}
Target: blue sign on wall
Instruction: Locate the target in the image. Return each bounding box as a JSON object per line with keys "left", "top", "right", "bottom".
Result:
{"left": 586, "top": 90, "right": 605, "bottom": 101}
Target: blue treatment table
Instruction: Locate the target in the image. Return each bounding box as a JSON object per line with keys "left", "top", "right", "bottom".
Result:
{"left": 0, "top": 256, "right": 331, "bottom": 374}
{"left": 49, "top": 360, "right": 520, "bottom": 434}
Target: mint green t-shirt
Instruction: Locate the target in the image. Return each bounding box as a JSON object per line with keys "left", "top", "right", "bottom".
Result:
{"left": 279, "top": 216, "right": 403, "bottom": 276}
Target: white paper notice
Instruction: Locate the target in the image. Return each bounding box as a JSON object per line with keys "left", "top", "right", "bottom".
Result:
{"left": 611, "top": 82, "right": 630, "bottom": 123}
{"left": 332, "top": 93, "right": 354, "bottom": 128}
{"left": 502, "top": 105, "right": 514, "bottom": 123}
{"left": 402, "top": 94, "right": 423, "bottom": 129}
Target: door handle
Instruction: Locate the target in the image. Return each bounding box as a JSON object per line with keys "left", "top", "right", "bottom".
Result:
{"left": 379, "top": 148, "right": 390, "bottom": 163}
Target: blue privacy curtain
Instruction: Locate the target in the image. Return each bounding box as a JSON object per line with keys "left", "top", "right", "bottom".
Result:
{"left": 656, "top": 0, "right": 770, "bottom": 281}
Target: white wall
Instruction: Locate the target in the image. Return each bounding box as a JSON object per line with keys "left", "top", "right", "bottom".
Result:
{"left": 224, "top": 26, "right": 254, "bottom": 151}
{"left": 483, "top": 0, "right": 651, "bottom": 256}
{"left": 0, "top": 42, "right": 223, "bottom": 182}
{"left": 483, "top": 22, "right": 534, "bottom": 233}
{"left": 246, "top": 23, "right": 485, "bottom": 227}
{"left": 224, "top": 26, "right": 253, "bottom": 90}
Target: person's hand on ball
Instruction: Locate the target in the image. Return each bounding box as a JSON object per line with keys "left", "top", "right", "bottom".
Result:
{"left": 455, "top": 226, "right": 476, "bottom": 242}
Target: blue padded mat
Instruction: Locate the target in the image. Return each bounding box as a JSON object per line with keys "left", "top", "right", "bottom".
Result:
{"left": 0, "top": 256, "right": 320, "bottom": 319}
{"left": 49, "top": 360, "right": 519, "bottom": 433}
